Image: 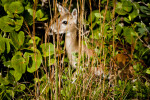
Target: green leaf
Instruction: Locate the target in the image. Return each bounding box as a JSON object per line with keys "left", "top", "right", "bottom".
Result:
{"left": 10, "top": 32, "right": 19, "bottom": 49}
{"left": 146, "top": 68, "right": 150, "bottom": 74}
{"left": 122, "top": 1, "right": 132, "bottom": 12}
{"left": 116, "top": 2, "right": 128, "bottom": 15}
{"left": 0, "top": 37, "right": 5, "bottom": 54}
{"left": 11, "top": 52, "right": 26, "bottom": 74}
{"left": 27, "top": 8, "right": 33, "bottom": 17}
{"left": 24, "top": 9, "right": 33, "bottom": 25}
{"left": 116, "top": 24, "right": 123, "bottom": 34}
{"left": 24, "top": 49, "right": 42, "bottom": 73}
{"left": 94, "top": 13, "right": 103, "bottom": 18}
{"left": 88, "top": 10, "right": 99, "bottom": 23}
{"left": 1, "top": 0, "right": 14, "bottom": 6}
{"left": 123, "top": 27, "right": 136, "bottom": 44}
{"left": 0, "top": 75, "right": 9, "bottom": 85}
{"left": 6, "top": 89, "right": 14, "bottom": 98}
{"left": 37, "top": 17, "right": 48, "bottom": 21}
{"left": 18, "top": 31, "right": 25, "bottom": 46}
{"left": 10, "top": 70, "right": 22, "bottom": 81}
{"left": 136, "top": 23, "right": 147, "bottom": 36}
{"left": 36, "top": 9, "right": 44, "bottom": 20}
{"left": 129, "top": 3, "right": 139, "bottom": 21}
{"left": 8, "top": 1, "right": 24, "bottom": 14}
{"left": 115, "top": 17, "right": 121, "bottom": 25}
{"left": 0, "top": 15, "right": 23, "bottom": 32}
{"left": 140, "top": 6, "right": 150, "bottom": 15}
{"left": 15, "top": 16, "right": 24, "bottom": 31}
{"left": 101, "top": 10, "right": 111, "bottom": 21}
{"left": 5, "top": 38, "right": 11, "bottom": 53}
{"left": 4, "top": 3, "right": 11, "bottom": 14}
{"left": 48, "top": 58, "right": 55, "bottom": 66}
{"left": 7, "top": 72, "right": 15, "bottom": 83}
{"left": 0, "top": 37, "right": 11, "bottom": 54}
{"left": 16, "top": 84, "right": 26, "bottom": 91}
{"left": 28, "top": 36, "right": 41, "bottom": 45}
{"left": 40, "top": 43, "right": 54, "bottom": 57}
{"left": 0, "top": 16, "right": 15, "bottom": 32}
{"left": 3, "top": 60, "right": 12, "bottom": 68}
{"left": 10, "top": 31, "right": 24, "bottom": 49}
{"left": 90, "top": 28, "right": 101, "bottom": 39}
{"left": 124, "top": 17, "right": 130, "bottom": 24}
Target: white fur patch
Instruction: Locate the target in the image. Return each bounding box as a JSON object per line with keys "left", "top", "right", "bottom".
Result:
{"left": 66, "top": 31, "right": 71, "bottom": 36}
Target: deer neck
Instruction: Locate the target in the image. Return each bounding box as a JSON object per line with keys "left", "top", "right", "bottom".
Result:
{"left": 65, "top": 25, "right": 78, "bottom": 54}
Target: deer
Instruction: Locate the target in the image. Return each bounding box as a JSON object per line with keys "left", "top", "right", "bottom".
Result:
{"left": 48, "top": 3, "right": 103, "bottom": 78}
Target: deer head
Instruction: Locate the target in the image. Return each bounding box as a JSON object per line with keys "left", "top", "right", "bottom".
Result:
{"left": 49, "top": 3, "right": 77, "bottom": 36}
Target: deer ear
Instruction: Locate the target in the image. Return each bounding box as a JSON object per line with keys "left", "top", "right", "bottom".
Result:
{"left": 72, "top": 9, "right": 77, "bottom": 19}
{"left": 57, "top": 3, "right": 69, "bottom": 15}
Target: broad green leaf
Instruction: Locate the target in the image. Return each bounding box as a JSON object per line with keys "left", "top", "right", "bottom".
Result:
{"left": 28, "top": 36, "right": 41, "bottom": 45}
{"left": 123, "top": 27, "right": 132, "bottom": 44}
{"left": 90, "top": 28, "right": 101, "bottom": 39}
{"left": 40, "top": 43, "right": 54, "bottom": 57}
{"left": 5, "top": 38, "right": 11, "bottom": 53}
{"left": 10, "top": 31, "right": 24, "bottom": 49}
{"left": 8, "top": 72, "right": 16, "bottom": 84}
{"left": 104, "top": 25, "right": 109, "bottom": 35}
{"left": 129, "top": 3, "right": 139, "bottom": 21}
{"left": 36, "top": 9, "right": 44, "bottom": 20}
{"left": 145, "top": 81, "right": 149, "bottom": 88}
{"left": 123, "top": 27, "right": 136, "bottom": 44}
{"left": 15, "top": 16, "right": 24, "bottom": 31}
{"left": 1, "top": 0, "right": 14, "bottom": 6}
{"left": 140, "top": 6, "right": 150, "bottom": 15}
{"left": 48, "top": 58, "right": 55, "bottom": 66}
{"left": 24, "top": 49, "right": 42, "bottom": 73}
{"left": 148, "top": 3, "right": 150, "bottom": 9}
{"left": 122, "top": 1, "right": 132, "bottom": 12}
{"left": 16, "top": 84, "right": 26, "bottom": 91}
{"left": 27, "top": 8, "right": 33, "bottom": 17}
{"left": 8, "top": 1, "right": 24, "bottom": 14}
{"left": 24, "top": 9, "right": 33, "bottom": 25}
{"left": 0, "top": 75, "right": 9, "bottom": 85}
{"left": 101, "top": 10, "right": 111, "bottom": 21}
{"left": 94, "top": 13, "right": 103, "bottom": 18}
{"left": 3, "top": 61, "right": 12, "bottom": 68}
{"left": 0, "top": 37, "right": 5, "bottom": 54}
{"left": 115, "top": 17, "right": 121, "bottom": 25}
{"left": 10, "top": 32, "right": 20, "bottom": 49}
{"left": 124, "top": 17, "right": 130, "bottom": 24}
{"left": 116, "top": 24, "right": 123, "bottom": 34}
{"left": 10, "top": 70, "right": 22, "bottom": 81}
{"left": 18, "top": 31, "right": 25, "bottom": 46}
{"left": 136, "top": 23, "right": 147, "bottom": 36}
{"left": 90, "top": 22, "right": 97, "bottom": 29}
{"left": 88, "top": 10, "right": 99, "bottom": 23}
{"left": 4, "top": 3, "right": 11, "bottom": 14}
{"left": 146, "top": 68, "right": 150, "bottom": 74}
{"left": 0, "top": 37, "right": 11, "bottom": 54}
{"left": 11, "top": 52, "right": 26, "bottom": 74}
{"left": 37, "top": 17, "right": 48, "bottom": 21}
{"left": 116, "top": 2, "right": 128, "bottom": 15}
{"left": 6, "top": 90, "right": 14, "bottom": 98}
{"left": 0, "top": 16, "right": 15, "bottom": 32}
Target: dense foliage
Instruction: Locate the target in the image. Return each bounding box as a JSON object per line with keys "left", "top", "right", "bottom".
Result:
{"left": 0, "top": 0, "right": 149, "bottom": 99}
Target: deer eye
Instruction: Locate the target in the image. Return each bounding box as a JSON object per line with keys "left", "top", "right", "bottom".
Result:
{"left": 62, "top": 21, "right": 67, "bottom": 25}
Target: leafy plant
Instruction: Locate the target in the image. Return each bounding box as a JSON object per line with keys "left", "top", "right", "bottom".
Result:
{"left": 0, "top": 0, "right": 149, "bottom": 99}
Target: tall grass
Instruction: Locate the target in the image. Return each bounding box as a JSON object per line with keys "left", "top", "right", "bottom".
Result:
{"left": 31, "top": 0, "right": 149, "bottom": 99}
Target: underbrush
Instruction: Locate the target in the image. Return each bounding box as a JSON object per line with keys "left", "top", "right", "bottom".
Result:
{"left": 0, "top": 0, "right": 150, "bottom": 99}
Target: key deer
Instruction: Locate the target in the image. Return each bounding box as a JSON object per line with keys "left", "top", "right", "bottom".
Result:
{"left": 49, "top": 3, "right": 103, "bottom": 76}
